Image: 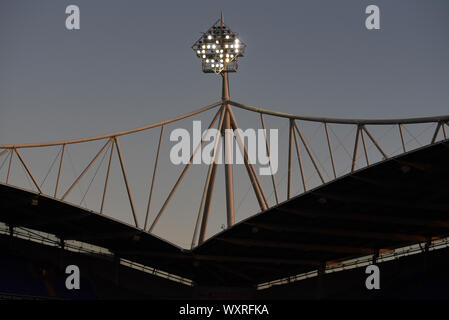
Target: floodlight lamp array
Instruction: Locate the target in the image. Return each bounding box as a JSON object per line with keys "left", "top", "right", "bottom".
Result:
{"left": 192, "top": 19, "right": 246, "bottom": 74}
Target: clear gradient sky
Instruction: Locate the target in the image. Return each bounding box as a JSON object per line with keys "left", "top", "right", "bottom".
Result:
{"left": 1, "top": 0, "right": 448, "bottom": 248}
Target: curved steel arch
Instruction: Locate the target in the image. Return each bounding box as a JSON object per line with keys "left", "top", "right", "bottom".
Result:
{"left": 0, "top": 99, "right": 448, "bottom": 247}
{"left": 1, "top": 99, "right": 448, "bottom": 149}
{"left": 228, "top": 100, "right": 449, "bottom": 125}
{"left": 0, "top": 101, "right": 222, "bottom": 149}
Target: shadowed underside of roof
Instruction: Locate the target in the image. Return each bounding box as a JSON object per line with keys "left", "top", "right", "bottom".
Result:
{"left": 1, "top": 140, "right": 448, "bottom": 286}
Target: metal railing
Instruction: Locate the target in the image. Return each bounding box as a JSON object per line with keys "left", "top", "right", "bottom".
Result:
{"left": 0, "top": 222, "right": 194, "bottom": 287}
{"left": 257, "top": 237, "right": 449, "bottom": 290}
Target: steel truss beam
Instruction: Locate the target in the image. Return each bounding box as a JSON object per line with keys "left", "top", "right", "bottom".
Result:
{"left": 114, "top": 136, "right": 139, "bottom": 228}
{"left": 195, "top": 106, "right": 226, "bottom": 246}
{"left": 227, "top": 106, "right": 269, "bottom": 211}
{"left": 218, "top": 237, "right": 388, "bottom": 255}
{"left": 279, "top": 207, "right": 449, "bottom": 229}
{"left": 149, "top": 107, "right": 223, "bottom": 233}
{"left": 244, "top": 222, "right": 428, "bottom": 242}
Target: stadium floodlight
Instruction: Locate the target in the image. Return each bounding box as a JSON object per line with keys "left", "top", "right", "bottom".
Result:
{"left": 191, "top": 13, "right": 250, "bottom": 243}
{"left": 192, "top": 13, "right": 246, "bottom": 74}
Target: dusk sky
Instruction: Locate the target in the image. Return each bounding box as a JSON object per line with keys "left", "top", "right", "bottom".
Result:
{"left": 1, "top": 0, "right": 448, "bottom": 248}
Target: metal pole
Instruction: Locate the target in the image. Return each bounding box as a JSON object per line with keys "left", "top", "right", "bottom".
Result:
{"left": 149, "top": 107, "right": 222, "bottom": 233}
{"left": 144, "top": 125, "right": 164, "bottom": 230}
{"left": 6, "top": 149, "right": 13, "bottom": 184}
{"left": 198, "top": 108, "right": 225, "bottom": 243}
{"left": 293, "top": 121, "right": 325, "bottom": 183}
{"left": 199, "top": 163, "right": 218, "bottom": 244}
{"left": 114, "top": 137, "right": 139, "bottom": 229}
{"left": 398, "top": 124, "right": 406, "bottom": 153}
{"left": 193, "top": 107, "right": 225, "bottom": 247}
{"left": 288, "top": 120, "right": 293, "bottom": 199}
{"left": 362, "top": 126, "right": 388, "bottom": 159}
{"left": 221, "top": 52, "right": 235, "bottom": 227}
{"left": 260, "top": 113, "right": 279, "bottom": 204}
{"left": 442, "top": 122, "right": 447, "bottom": 139}
{"left": 360, "top": 127, "right": 369, "bottom": 166}
{"left": 61, "top": 139, "right": 111, "bottom": 201}
{"left": 351, "top": 126, "right": 361, "bottom": 172}
{"left": 292, "top": 122, "right": 306, "bottom": 192}
{"left": 100, "top": 141, "right": 114, "bottom": 214}
{"left": 324, "top": 123, "right": 337, "bottom": 179}
{"left": 192, "top": 146, "right": 216, "bottom": 248}
{"left": 227, "top": 106, "right": 269, "bottom": 210}
{"left": 15, "top": 149, "right": 43, "bottom": 194}
{"left": 431, "top": 122, "right": 442, "bottom": 143}
{"left": 54, "top": 144, "right": 66, "bottom": 198}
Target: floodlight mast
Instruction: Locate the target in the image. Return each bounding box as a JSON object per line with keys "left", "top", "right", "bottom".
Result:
{"left": 196, "top": 13, "right": 235, "bottom": 246}
{"left": 220, "top": 13, "right": 235, "bottom": 232}
{"left": 193, "top": 13, "right": 248, "bottom": 245}
{"left": 193, "top": 13, "right": 265, "bottom": 246}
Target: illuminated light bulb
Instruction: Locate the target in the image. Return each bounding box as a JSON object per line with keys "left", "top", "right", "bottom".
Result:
{"left": 192, "top": 20, "right": 245, "bottom": 74}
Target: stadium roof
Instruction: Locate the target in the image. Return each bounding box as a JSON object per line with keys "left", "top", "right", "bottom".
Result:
{"left": 1, "top": 140, "right": 448, "bottom": 286}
